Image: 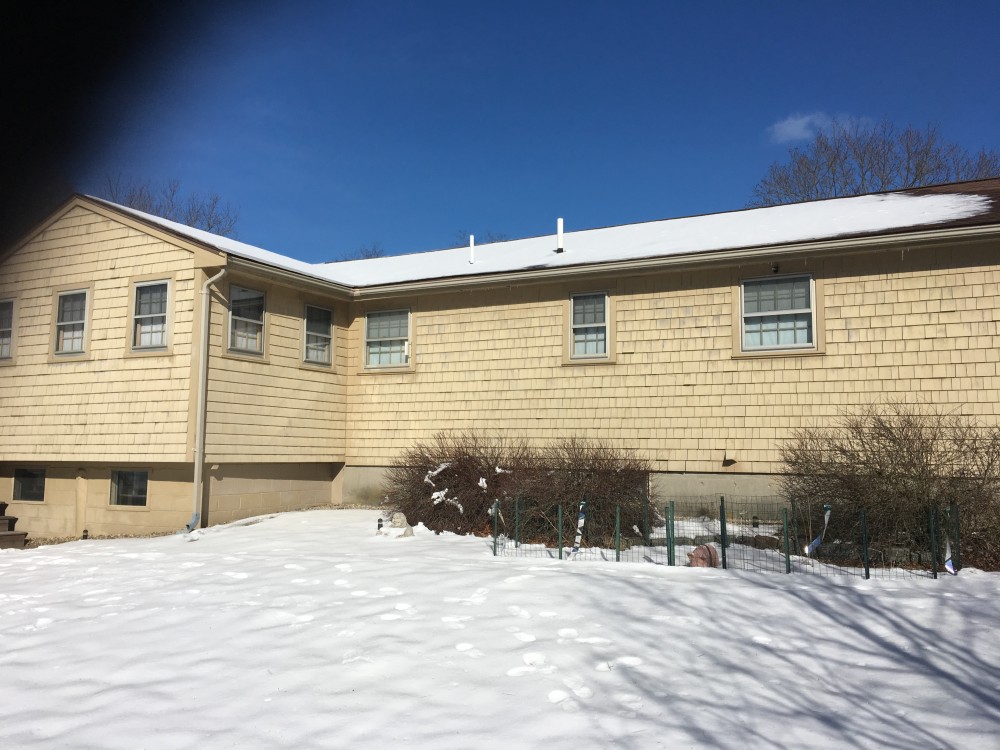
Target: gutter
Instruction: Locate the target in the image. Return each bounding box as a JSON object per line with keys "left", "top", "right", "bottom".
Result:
{"left": 187, "top": 267, "right": 228, "bottom": 532}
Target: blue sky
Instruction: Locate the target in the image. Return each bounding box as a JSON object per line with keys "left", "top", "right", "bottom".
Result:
{"left": 73, "top": 0, "right": 1000, "bottom": 262}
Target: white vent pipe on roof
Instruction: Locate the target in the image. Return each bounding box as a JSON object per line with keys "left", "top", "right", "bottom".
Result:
{"left": 469, "top": 234, "right": 475, "bottom": 264}
{"left": 556, "top": 217, "right": 564, "bottom": 253}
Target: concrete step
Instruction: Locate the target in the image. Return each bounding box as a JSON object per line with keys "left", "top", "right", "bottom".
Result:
{"left": 0, "top": 531, "right": 27, "bottom": 549}
{"left": 0, "top": 516, "right": 18, "bottom": 532}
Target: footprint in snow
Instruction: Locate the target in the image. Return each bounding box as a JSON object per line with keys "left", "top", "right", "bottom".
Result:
{"left": 507, "top": 605, "right": 531, "bottom": 619}
{"left": 379, "top": 587, "right": 402, "bottom": 596}
{"left": 547, "top": 690, "right": 580, "bottom": 712}
{"left": 506, "top": 652, "right": 555, "bottom": 677}
{"left": 595, "top": 656, "right": 643, "bottom": 672}
{"left": 223, "top": 572, "right": 249, "bottom": 580}
{"left": 284, "top": 564, "right": 306, "bottom": 571}
{"left": 335, "top": 564, "right": 352, "bottom": 572}
{"left": 455, "top": 643, "right": 484, "bottom": 658}
{"left": 441, "top": 615, "right": 472, "bottom": 629}
{"left": 562, "top": 676, "right": 593, "bottom": 699}
{"left": 444, "top": 588, "right": 489, "bottom": 606}
{"left": 616, "top": 693, "right": 643, "bottom": 716}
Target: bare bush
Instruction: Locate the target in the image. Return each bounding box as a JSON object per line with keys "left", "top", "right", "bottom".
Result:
{"left": 383, "top": 432, "right": 656, "bottom": 546}
{"left": 780, "top": 401, "right": 1000, "bottom": 569}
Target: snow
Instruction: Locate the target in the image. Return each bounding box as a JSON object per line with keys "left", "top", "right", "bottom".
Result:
{"left": 2, "top": 509, "right": 997, "bottom": 749}
{"left": 88, "top": 191, "right": 993, "bottom": 289}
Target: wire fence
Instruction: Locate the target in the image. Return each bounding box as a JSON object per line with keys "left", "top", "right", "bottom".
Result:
{"left": 490, "top": 495, "right": 963, "bottom": 580}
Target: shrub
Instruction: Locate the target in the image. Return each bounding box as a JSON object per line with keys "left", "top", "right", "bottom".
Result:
{"left": 780, "top": 400, "right": 1000, "bottom": 569}
{"left": 383, "top": 432, "right": 656, "bottom": 547}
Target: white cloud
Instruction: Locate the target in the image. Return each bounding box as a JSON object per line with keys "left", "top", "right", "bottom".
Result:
{"left": 767, "top": 112, "right": 831, "bottom": 143}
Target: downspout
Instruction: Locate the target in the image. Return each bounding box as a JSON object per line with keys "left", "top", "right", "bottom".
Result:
{"left": 186, "top": 267, "right": 227, "bottom": 531}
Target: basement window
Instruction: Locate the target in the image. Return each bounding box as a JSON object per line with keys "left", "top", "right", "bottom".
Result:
{"left": 111, "top": 470, "right": 148, "bottom": 507}
{"left": 13, "top": 469, "right": 45, "bottom": 502}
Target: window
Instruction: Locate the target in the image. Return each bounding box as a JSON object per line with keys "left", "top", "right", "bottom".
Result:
{"left": 133, "top": 282, "right": 168, "bottom": 349}
{"left": 111, "top": 470, "right": 148, "bottom": 507}
{"left": 55, "top": 290, "right": 88, "bottom": 354}
{"left": 304, "top": 305, "right": 333, "bottom": 364}
{"left": 0, "top": 299, "right": 12, "bottom": 359}
{"left": 13, "top": 469, "right": 45, "bottom": 502}
{"left": 229, "top": 286, "right": 265, "bottom": 353}
{"left": 742, "top": 275, "right": 814, "bottom": 351}
{"left": 571, "top": 293, "right": 608, "bottom": 358}
{"left": 365, "top": 310, "right": 409, "bottom": 367}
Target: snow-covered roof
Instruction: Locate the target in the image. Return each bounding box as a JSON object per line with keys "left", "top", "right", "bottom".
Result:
{"left": 87, "top": 183, "right": 997, "bottom": 291}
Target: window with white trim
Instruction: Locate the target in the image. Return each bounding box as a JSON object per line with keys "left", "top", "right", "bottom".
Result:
{"left": 741, "top": 275, "right": 814, "bottom": 351}
{"left": 365, "top": 310, "right": 409, "bottom": 368}
{"left": 571, "top": 293, "right": 608, "bottom": 358}
{"left": 13, "top": 468, "right": 45, "bottom": 501}
{"left": 111, "top": 470, "right": 148, "bottom": 507}
{"left": 304, "top": 305, "right": 333, "bottom": 365}
{"left": 229, "top": 286, "right": 265, "bottom": 354}
{"left": 55, "top": 290, "right": 88, "bottom": 354}
{"left": 132, "top": 281, "right": 168, "bottom": 349}
{"left": 0, "top": 300, "right": 12, "bottom": 359}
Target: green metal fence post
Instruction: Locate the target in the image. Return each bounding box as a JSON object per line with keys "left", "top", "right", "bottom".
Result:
{"left": 558, "top": 504, "right": 563, "bottom": 560}
{"left": 719, "top": 495, "right": 728, "bottom": 570}
{"left": 950, "top": 501, "right": 962, "bottom": 572}
{"left": 514, "top": 497, "right": 520, "bottom": 549}
{"left": 782, "top": 508, "right": 792, "bottom": 574}
{"left": 928, "top": 506, "right": 939, "bottom": 580}
{"left": 860, "top": 508, "right": 871, "bottom": 580}
{"left": 615, "top": 504, "right": 621, "bottom": 562}
{"left": 643, "top": 485, "right": 650, "bottom": 547}
{"left": 492, "top": 500, "right": 499, "bottom": 556}
{"left": 791, "top": 497, "right": 800, "bottom": 555}
{"left": 667, "top": 501, "right": 676, "bottom": 566}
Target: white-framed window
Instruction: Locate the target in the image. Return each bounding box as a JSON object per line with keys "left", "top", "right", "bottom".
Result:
{"left": 304, "top": 305, "right": 333, "bottom": 365}
{"left": 571, "top": 293, "right": 608, "bottom": 358}
{"left": 229, "top": 286, "right": 265, "bottom": 354}
{"left": 365, "top": 309, "right": 409, "bottom": 368}
{"left": 741, "top": 275, "right": 814, "bottom": 351}
{"left": 0, "top": 299, "right": 12, "bottom": 359}
{"left": 55, "top": 290, "right": 88, "bottom": 354}
{"left": 132, "top": 281, "right": 169, "bottom": 349}
{"left": 111, "top": 470, "right": 148, "bottom": 507}
{"left": 13, "top": 468, "right": 45, "bottom": 502}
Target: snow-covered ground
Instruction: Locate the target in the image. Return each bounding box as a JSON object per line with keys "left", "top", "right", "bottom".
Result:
{"left": 1, "top": 509, "right": 997, "bottom": 749}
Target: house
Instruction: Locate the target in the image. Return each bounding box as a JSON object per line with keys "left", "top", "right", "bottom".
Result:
{"left": 2, "top": 179, "right": 999, "bottom": 540}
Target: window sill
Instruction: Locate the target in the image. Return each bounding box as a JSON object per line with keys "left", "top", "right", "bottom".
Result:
{"left": 357, "top": 364, "right": 415, "bottom": 375}
{"left": 222, "top": 350, "right": 269, "bottom": 365}
{"left": 0, "top": 357, "right": 15, "bottom": 367}
{"left": 107, "top": 503, "right": 149, "bottom": 512}
{"left": 124, "top": 347, "right": 173, "bottom": 359}
{"left": 562, "top": 355, "right": 617, "bottom": 367}
{"left": 299, "top": 360, "right": 335, "bottom": 373}
{"left": 732, "top": 348, "right": 824, "bottom": 360}
{"left": 48, "top": 351, "right": 93, "bottom": 364}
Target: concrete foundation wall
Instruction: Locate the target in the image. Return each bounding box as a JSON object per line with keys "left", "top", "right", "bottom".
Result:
{"left": 0, "top": 463, "right": 193, "bottom": 539}
{"left": 205, "top": 462, "right": 343, "bottom": 526}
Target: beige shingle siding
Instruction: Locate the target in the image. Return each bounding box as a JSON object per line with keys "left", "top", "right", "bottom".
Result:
{"left": 344, "top": 240, "right": 1000, "bottom": 474}
{"left": 204, "top": 276, "right": 347, "bottom": 463}
{"left": 0, "top": 206, "right": 196, "bottom": 462}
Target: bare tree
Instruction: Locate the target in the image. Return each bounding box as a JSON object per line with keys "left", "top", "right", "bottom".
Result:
{"left": 100, "top": 175, "right": 239, "bottom": 237}
{"left": 750, "top": 119, "right": 1000, "bottom": 207}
